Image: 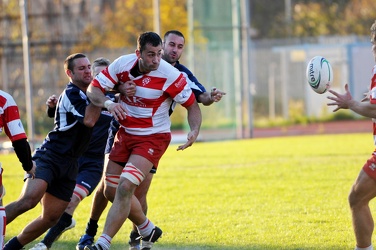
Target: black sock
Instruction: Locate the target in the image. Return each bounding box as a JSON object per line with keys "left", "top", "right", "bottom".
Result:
{"left": 3, "top": 236, "right": 23, "bottom": 250}
{"left": 42, "top": 212, "right": 73, "bottom": 247}
{"left": 85, "top": 218, "right": 99, "bottom": 237}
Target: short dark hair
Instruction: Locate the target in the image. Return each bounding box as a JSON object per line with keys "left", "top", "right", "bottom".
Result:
{"left": 137, "top": 32, "right": 162, "bottom": 53}
{"left": 64, "top": 53, "right": 87, "bottom": 72}
{"left": 92, "top": 57, "right": 110, "bottom": 74}
{"left": 371, "top": 20, "right": 376, "bottom": 43}
{"left": 163, "top": 30, "right": 185, "bottom": 41}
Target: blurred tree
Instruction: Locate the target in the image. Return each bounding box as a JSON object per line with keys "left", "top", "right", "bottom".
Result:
{"left": 343, "top": 0, "right": 376, "bottom": 36}
{"left": 74, "top": 0, "right": 188, "bottom": 51}
{"left": 249, "top": 0, "right": 376, "bottom": 39}
{"left": 0, "top": 0, "right": 21, "bottom": 42}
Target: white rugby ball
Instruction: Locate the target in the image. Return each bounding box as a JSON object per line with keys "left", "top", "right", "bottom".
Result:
{"left": 306, "top": 56, "right": 333, "bottom": 94}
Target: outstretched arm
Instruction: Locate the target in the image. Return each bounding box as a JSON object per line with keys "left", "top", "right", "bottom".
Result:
{"left": 198, "top": 87, "right": 226, "bottom": 106}
{"left": 177, "top": 101, "right": 202, "bottom": 151}
{"left": 327, "top": 83, "right": 376, "bottom": 118}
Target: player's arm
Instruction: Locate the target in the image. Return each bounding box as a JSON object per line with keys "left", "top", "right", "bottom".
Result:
{"left": 327, "top": 83, "right": 376, "bottom": 118}
{"left": 83, "top": 102, "right": 102, "bottom": 128}
{"left": 183, "top": 68, "right": 226, "bottom": 106}
{"left": 177, "top": 100, "right": 202, "bottom": 151}
{"left": 12, "top": 138, "right": 34, "bottom": 172}
{"left": 46, "top": 95, "right": 58, "bottom": 118}
{"left": 198, "top": 87, "right": 226, "bottom": 106}
{"left": 87, "top": 82, "right": 130, "bottom": 121}
{"left": 2, "top": 95, "right": 36, "bottom": 176}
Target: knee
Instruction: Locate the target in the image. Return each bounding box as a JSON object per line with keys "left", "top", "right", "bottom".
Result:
{"left": 348, "top": 189, "right": 365, "bottom": 209}
{"left": 43, "top": 213, "right": 63, "bottom": 228}
{"left": 117, "top": 180, "right": 134, "bottom": 198}
{"left": 104, "top": 186, "right": 116, "bottom": 202}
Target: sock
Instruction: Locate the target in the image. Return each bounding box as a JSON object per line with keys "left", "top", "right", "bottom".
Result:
{"left": 355, "top": 245, "right": 373, "bottom": 250}
{"left": 3, "top": 236, "right": 23, "bottom": 250}
{"left": 97, "top": 234, "right": 112, "bottom": 250}
{"left": 42, "top": 212, "right": 72, "bottom": 247}
{"left": 0, "top": 206, "right": 6, "bottom": 249}
{"left": 85, "top": 218, "right": 99, "bottom": 237}
{"left": 137, "top": 219, "right": 155, "bottom": 238}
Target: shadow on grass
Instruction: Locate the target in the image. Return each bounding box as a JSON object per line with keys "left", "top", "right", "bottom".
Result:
{"left": 30, "top": 241, "right": 349, "bottom": 250}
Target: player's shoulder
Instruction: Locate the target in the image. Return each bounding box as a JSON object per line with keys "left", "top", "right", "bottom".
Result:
{"left": 63, "top": 82, "right": 87, "bottom": 101}
{"left": 114, "top": 53, "right": 137, "bottom": 62}
{"left": 65, "top": 82, "right": 80, "bottom": 93}
{"left": 0, "top": 90, "right": 16, "bottom": 107}
{"left": 0, "top": 90, "right": 12, "bottom": 100}
{"left": 158, "top": 59, "right": 181, "bottom": 78}
{"left": 174, "top": 61, "right": 192, "bottom": 74}
{"left": 111, "top": 54, "right": 137, "bottom": 71}
{"left": 112, "top": 54, "right": 137, "bottom": 66}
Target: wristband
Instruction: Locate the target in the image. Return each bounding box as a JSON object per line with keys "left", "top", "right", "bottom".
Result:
{"left": 104, "top": 100, "right": 114, "bottom": 109}
{"left": 24, "top": 173, "right": 33, "bottom": 182}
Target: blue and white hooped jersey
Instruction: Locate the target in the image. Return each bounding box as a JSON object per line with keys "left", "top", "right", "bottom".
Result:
{"left": 36, "top": 82, "right": 93, "bottom": 158}
{"left": 169, "top": 61, "right": 206, "bottom": 115}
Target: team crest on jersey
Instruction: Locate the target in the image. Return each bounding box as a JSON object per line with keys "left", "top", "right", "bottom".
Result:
{"left": 370, "top": 163, "right": 376, "bottom": 171}
{"left": 148, "top": 148, "right": 154, "bottom": 155}
{"left": 142, "top": 77, "right": 151, "bottom": 86}
{"left": 118, "top": 71, "right": 130, "bottom": 83}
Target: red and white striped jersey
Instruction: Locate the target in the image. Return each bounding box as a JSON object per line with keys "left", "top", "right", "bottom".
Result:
{"left": 370, "top": 65, "right": 376, "bottom": 147}
{"left": 92, "top": 54, "right": 195, "bottom": 135}
{"left": 0, "top": 90, "right": 27, "bottom": 142}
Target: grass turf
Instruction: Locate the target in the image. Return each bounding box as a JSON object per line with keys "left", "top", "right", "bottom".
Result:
{"left": 2, "top": 133, "right": 374, "bottom": 249}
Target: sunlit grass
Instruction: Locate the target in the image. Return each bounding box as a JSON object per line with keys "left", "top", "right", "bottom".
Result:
{"left": 2, "top": 133, "right": 374, "bottom": 249}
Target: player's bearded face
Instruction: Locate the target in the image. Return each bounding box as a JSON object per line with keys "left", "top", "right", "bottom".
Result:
{"left": 139, "top": 44, "right": 162, "bottom": 72}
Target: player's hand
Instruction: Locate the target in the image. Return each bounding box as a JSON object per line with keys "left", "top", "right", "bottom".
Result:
{"left": 361, "top": 90, "right": 371, "bottom": 102}
{"left": 24, "top": 161, "right": 36, "bottom": 181}
{"left": 107, "top": 102, "right": 127, "bottom": 120}
{"left": 327, "top": 83, "right": 353, "bottom": 112}
{"left": 210, "top": 87, "right": 226, "bottom": 102}
{"left": 176, "top": 130, "right": 199, "bottom": 151}
{"left": 46, "top": 95, "right": 58, "bottom": 108}
{"left": 118, "top": 81, "right": 136, "bottom": 97}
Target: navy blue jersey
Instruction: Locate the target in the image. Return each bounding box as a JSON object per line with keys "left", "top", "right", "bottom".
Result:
{"left": 83, "top": 94, "right": 114, "bottom": 158}
{"left": 37, "top": 83, "right": 93, "bottom": 158}
{"left": 104, "top": 118, "right": 119, "bottom": 154}
{"left": 169, "top": 61, "right": 206, "bottom": 115}
{"left": 46, "top": 93, "right": 115, "bottom": 158}
{"left": 174, "top": 61, "right": 206, "bottom": 99}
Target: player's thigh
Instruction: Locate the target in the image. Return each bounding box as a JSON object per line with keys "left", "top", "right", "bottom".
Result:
{"left": 349, "top": 169, "right": 376, "bottom": 203}
{"left": 20, "top": 179, "right": 48, "bottom": 205}
{"left": 127, "top": 154, "right": 153, "bottom": 177}
{"left": 105, "top": 159, "right": 123, "bottom": 175}
{"left": 41, "top": 192, "right": 70, "bottom": 220}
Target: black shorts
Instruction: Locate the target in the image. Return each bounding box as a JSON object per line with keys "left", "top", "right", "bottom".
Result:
{"left": 34, "top": 150, "right": 78, "bottom": 202}
{"left": 76, "top": 155, "right": 104, "bottom": 195}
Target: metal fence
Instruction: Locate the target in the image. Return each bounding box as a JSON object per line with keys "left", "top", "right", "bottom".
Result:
{"left": 1, "top": 0, "right": 375, "bottom": 143}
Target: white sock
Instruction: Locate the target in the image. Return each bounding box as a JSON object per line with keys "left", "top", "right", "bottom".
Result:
{"left": 355, "top": 245, "right": 373, "bottom": 250}
{"left": 97, "top": 234, "right": 112, "bottom": 250}
{"left": 137, "top": 219, "right": 155, "bottom": 237}
{"left": 0, "top": 206, "right": 6, "bottom": 249}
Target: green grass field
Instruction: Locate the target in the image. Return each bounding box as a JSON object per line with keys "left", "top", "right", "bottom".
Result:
{"left": 2, "top": 133, "right": 375, "bottom": 249}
